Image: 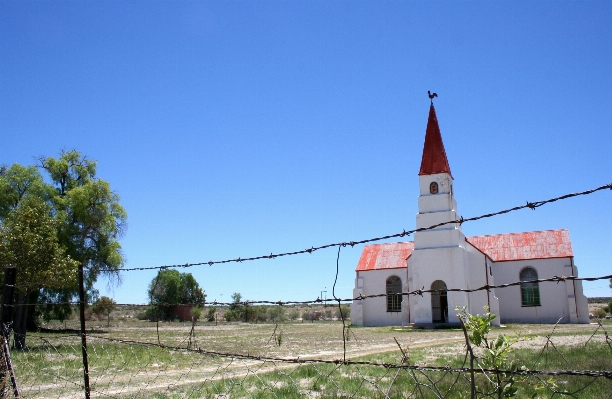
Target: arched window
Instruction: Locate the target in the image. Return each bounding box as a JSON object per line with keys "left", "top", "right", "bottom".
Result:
{"left": 429, "top": 182, "right": 438, "bottom": 194}
{"left": 386, "top": 276, "right": 402, "bottom": 312}
{"left": 520, "top": 267, "right": 540, "bottom": 306}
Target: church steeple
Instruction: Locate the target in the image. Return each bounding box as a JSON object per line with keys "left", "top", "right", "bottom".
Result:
{"left": 419, "top": 104, "right": 452, "bottom": 178}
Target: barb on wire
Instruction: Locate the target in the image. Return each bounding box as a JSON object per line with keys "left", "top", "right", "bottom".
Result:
{"left": 87, "top": 182, "right": 611, "bottom": 272}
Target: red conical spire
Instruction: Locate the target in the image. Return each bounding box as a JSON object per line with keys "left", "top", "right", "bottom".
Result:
{"left": 419, "top": 104, "right": 452, "bottom": 178}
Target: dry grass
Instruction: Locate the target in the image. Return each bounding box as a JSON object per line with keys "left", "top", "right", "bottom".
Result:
{"left": 11, "top": 319, "right": 611, "bottom": 398}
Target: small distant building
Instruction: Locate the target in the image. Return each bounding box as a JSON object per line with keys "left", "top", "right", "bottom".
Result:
{"left": 351, "top": 103, "right": 589, "bottom": 327}
{"left": 173, "top": 305, "right": 194, "bottom": 322}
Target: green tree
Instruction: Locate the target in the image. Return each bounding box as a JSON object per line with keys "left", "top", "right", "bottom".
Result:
{"left": 0, "top": 163, "right": 79, "bottom": 348}
{"left": 147, "top": 269, "right": 205, "bottom": 320}
{"left": 0, "top": 151, "right": 127, "bottom": 348}
{"left": 0, "top": 196, "right": 78, "bottom": 348}
{"left": 0, "top": 164, "right": 52, "bottom": 218}
{"left": 91, "top": 296, "right": 117, "bottom": 327}
{"left": 230, "top": 292, "right": 242, "bottom": 308}
{"left": 37, "top": 150, "right": 127, "bottom": 323}
{"left": 224, "top": 293, "right": 247, "bottom": 322}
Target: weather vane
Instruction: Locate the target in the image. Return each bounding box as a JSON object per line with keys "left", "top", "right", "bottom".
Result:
{"left": 428, "top": 90, "right": 438, "bottom": 104}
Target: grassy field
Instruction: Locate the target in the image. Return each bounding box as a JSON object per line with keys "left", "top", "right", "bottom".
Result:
{"left": 10, "top": 319, "right": 612, "bottom": 398}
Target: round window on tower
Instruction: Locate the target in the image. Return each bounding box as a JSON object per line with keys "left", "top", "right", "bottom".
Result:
{"left": 430, "top": 182, "right": 438, "bottom": 194}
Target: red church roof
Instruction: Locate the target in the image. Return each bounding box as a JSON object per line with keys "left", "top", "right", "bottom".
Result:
{"left": 419, "top": 104, "right": 452, "bottom": 178}
{"left": 356, "top": 230, "right": 573, "bottom": 271}
{"left": 355, "top": 242, "right": 414, "bottom": 271}
{"left": 466, "top": 229, "right": 573, "bottom": 262}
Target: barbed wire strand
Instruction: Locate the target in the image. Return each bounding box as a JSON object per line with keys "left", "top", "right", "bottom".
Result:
{"left": 53, "top": 334, "right": 611, "bottom": 380}
{"left": 86, "top": 182, "right": 611, "bottom": 272}
{"left": 7, "top": 273, "right": 611, "bottom": 308}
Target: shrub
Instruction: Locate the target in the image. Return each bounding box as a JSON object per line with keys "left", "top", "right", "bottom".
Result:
{"left": 268, "top": 306, "right": 286, "bottom": 322}
{"left": 140, "top": 306, "right": 168, "bottom": 321}
{"left": 85, "top": 311, "right": 99, "bottom": 321}
{"left": 336, "top": 305, "right": 350, "bottom": 320}
{"left": 224, "top": 310, "right": 241, "bottom": 321}
{"left": 457, "top": 306, "right": 524, "bottom": 398}
{"left": 206, "top": 307, "right": 216, "bottom": 321}
{"left": 190, "top": 306, "right": 203, "bottom": 321}
{"left": 603, "top": 300, "right": 612, "bottom": 314}
{"left": 302, "top": 311, "right": 321, "bottom": 321}
{"left": 247, "top": 306, "right": 268, "bottom": 322}
{"left": 135, "top": 311, "right": 149, "bottom": 320}
{"left": 593, "top": 307, "right": 607, "bottom": 318}
{"left": 288, "top": 309, "right": 300, "bottom": 320}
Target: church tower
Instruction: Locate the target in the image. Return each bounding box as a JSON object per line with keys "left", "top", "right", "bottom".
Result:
{"left": 407, "top": 103, "right": 498, "bottom": 325}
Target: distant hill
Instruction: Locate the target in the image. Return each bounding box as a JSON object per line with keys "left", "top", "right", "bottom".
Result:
{"left": 587, "top": 297, "right": 612, "bottom": 303}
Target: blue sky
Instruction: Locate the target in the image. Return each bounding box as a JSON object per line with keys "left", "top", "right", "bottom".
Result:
{"left": 1, "top": 1, "right": 611, "bottom": 305}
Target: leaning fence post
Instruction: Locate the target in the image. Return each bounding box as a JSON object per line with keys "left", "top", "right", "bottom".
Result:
{"left": 1, "top": 267, "right": 20, "bottom": 398}
{"left": 1, "top": 268, "right": 16, "bottom": 335}
{"left": 78, "top": 264, "right": 91, "bottom": 399}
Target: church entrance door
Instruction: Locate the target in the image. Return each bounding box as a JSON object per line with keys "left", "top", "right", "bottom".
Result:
{"left": 431, "top": 280, "right": 448, "bottom": 323}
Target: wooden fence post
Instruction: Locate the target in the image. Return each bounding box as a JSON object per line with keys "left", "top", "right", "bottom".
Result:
{"left": 1, "top": 267, "right": 20, "bottom": 398}
{"left": 78, "top": 264, "right": 91, "bottom": 399}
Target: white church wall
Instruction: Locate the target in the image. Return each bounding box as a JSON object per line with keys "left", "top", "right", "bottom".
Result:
{"left": 416, "top": 212, "right": 459, "bottom": 233}
{"left": 418, "top": 194, "right": 457, "bottom": 214}
{"left": 352, "top": 269, "right": 408, "bottom": 327}
{"left": 463, "top": 243, "right": 500, "bottom": 326}
{"left": 351, "top": 273, "right": 365, "bottom": 326}
{"left": 414, "top": 228, "right": 463, "bottom": 249}
{"left": 570, "top": 263, "right": 590, "bottom": 323}
{"left": 409, "top": 246, "right": 469, "bottom": 324}
{"left": 491, "top": 258, "right": 586, "bottom": 324}
{"left": 485, "top": 258, "right": 501, "bottom": 322}
{"left": 418, "top": 173, "right": 453, "bottom": 195}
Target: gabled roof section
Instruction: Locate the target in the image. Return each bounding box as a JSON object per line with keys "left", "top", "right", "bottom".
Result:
{"left": 419, "top": 104, "right": 452, "bottom": 178}
{"left": 466, "top": 229, "right": 573, "bottom": 262}
{"left": 355, "top": 242, "right": 413, "bottom": 271}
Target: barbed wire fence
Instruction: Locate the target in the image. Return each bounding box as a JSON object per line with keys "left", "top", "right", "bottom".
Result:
{"left": 0, "top": 183, "right": 611, "bottom": 398}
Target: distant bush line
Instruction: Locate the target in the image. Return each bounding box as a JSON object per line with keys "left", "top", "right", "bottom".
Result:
{"left": 135, "top": 304, "right": 350, "bottom": 323}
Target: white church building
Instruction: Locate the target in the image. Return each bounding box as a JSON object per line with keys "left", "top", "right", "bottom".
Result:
{"left": 351, "top": 103, "right": 589, "bottom": 326}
